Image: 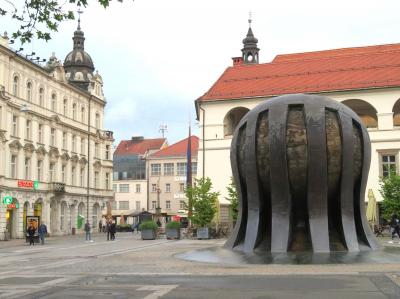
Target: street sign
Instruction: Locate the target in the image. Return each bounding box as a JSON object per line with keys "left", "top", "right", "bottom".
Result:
{"left": 34, "top": 181, "right": 39, "bottom": 190}
{"left": 3, "top": 195, "right": 12, "bottom": 205}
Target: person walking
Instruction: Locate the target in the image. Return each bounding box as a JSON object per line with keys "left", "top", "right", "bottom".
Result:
{"left": 84, "top": 221, "right": 93, "bottom": 242}
{"left": 110, "top": 220, "right": 116, "bottom": 241}
{"left": 38, "top": 222, "right": 47, "bottom": 245}
{"left": 98, "top": 220, "right": 102, "bottom": 233}
{"left": 389, "top": 213, "right": 400, "bottom": 244}
{"left": 27, "top": 224, "right": 36, "bottom": 246}
{"left": 106, "top": 220, "right": 111, "bottom": 241}
{"left": 102, "top": 217, "right": 107, "bottom": 233}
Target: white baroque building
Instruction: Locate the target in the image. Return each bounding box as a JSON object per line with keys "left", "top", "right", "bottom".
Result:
{"left": 0, "top": 23, "right": 114, "bottom": 240}
{"left": 196, "top": 24, "right": 400, "bottom": 222}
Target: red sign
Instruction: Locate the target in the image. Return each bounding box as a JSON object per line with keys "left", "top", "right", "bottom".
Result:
{"left": 7, "top": 203, "right": 19, "bottom": 209}
{"left": 18, "top": 180, "right": 34, "bottom": 188}
{"left": 172, "top": 215, "right": 181, "bottom": 222}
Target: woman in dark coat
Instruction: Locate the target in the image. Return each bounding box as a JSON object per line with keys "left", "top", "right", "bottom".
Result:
{"left": 27, "top": 224, "right": 36, "bottom": 246}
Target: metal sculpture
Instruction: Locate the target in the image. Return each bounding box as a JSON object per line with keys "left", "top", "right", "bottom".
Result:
{"left": 225, "top": 94, "right": 380, "bottom": 254}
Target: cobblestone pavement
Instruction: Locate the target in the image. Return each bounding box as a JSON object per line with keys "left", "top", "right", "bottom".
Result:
{"left": 0, "top": 233, "right": 400, "bottom": 298}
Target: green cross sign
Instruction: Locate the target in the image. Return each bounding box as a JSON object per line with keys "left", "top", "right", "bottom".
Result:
{"left": 3, "top": 195, "right": 12, "bottom": 205}
{"left": 34, "top": 181, "right": 39, "bottom": 190}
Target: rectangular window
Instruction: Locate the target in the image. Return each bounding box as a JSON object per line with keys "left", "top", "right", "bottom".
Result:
{"left": 164, "top": 163, "right": 174, "bottom": 176}
{"left": 166, "top": 200, "right": 171, "bottom": 209}
{"left": 165, "top": 183, "right": 171, "bottom": 193}
{"left": 112, "top": 184, "right": 117, "bottom": 192}
{"left": 26, "top": 120, "right": 31, "bottom": 140}
{"left": 122, "top": 171, "right": 128, "bottom": 179}
{"left": 119, "top": 201, "right": 129, "bottom": 210}
{"left": 81, "top": 138, "right": 85, "bottom": 154}
{"left": 61, "top": 165, "right": 65, "bottom": 183}
{"left": 382, "top": 154, "right": 397, "bottom": 178}
{"left": 105, "top": 145, "right": 110, "bottom": 160}
{"left": 119, "top": 184, "right": 129, "bottom": 193}
{"left": 152, "top": 201, "right": 156, "bottom": 209}
{"left": 71, "top": 166, "right": 76, "bottom": 186}
{"left": 179, "top": 183, "right": 185, "bottom": 192}
{"left": 50, "top": 128, "right": 56, "bottom": 146}
{"left": 38, "top": 124, "right": 43, "bottom": 143}
{"left": 95, "top": 143, "right": 99, "bottom": 158}
{"left": 12, "top": 114, "right": 17, "bottom": 136}
{"left": 180, "top": 200, "right": 186, "bottom": 210}
{"left": 105, "top": 173, "right": 110, "bottom": 190}
{"left": 49, "top": 163, "right": 55, "bottom": 182}
{"left": 152, "top": 184, "right": 157, "bottom": 193}
{"left": 72, "top": 135, "right": 76, "bottom": 152}
{"left": 192, "top": 162, "right": 198, "bottom": 175}
{"left": 136, "top": 201, "right": 141, "bottom": 211}
{"left": 177, "top": 162, "right": 187, "bottom": 176}
{"left": 113, "top": 171, "right": 118, "bottom": 180}
{"left": 62, "top": 132, "right": 67, "bottom": 149}
{"left": 80, "top": 167, "right": 84, "bottom": 187}
{"left": 94, "top": 171, "right": 99, "bottom": 188}
{"left": 136, "top": 184, "right": 141, "bottom": 193}
{"left": 37, "top": 160, "right": 42, "bottom": 181}
{"left": 151, "top": 163, "right": 161, "bottom": 176}
{"left": 24, "top": 158, "right": 30, "bottom": 180}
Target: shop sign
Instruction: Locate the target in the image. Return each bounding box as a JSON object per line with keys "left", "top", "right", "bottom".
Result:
{"left": 3, "top": 195, "right": 13, "bottom": 205}
{"left": 17, "top": 180, "right": 39, "bottom": 190}
{"left": 7, "top": 203, "right": 19, "bottom": 209}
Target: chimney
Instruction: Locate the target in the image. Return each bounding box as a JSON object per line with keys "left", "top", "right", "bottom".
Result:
{"left": 232, "top": 57, "right": 243, "bottom": 66}
{"left": 131, "top": 136, "right": 144, "bottom": 143}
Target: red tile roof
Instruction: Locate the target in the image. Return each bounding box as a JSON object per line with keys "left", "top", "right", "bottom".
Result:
{"left": 150, "top": 136, "right": 199, "bottom": 158}
{"left": 114, "top": 138, "right": 166, "bottom": 156}
{"left": 198, "top": 43, "right": 400, "bottom": 101}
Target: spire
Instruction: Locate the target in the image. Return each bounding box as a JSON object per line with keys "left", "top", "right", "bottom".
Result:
{"left": 241, "top": 12, "right": 259, "bottom": 64}
{"left": 73, "top": 8, "right": 85, "bottom": 50}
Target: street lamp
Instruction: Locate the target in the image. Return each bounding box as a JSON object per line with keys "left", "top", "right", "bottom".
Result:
{"left": 156, "top": 178, "right": 161, "bottom": 218}
{"left": 86, "top": 96, "right": 92, "bottom": 226}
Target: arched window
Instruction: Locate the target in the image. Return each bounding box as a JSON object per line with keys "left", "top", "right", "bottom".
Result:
{"left": 26, "top": 81, "right": 32, "bottom": 102}
{"left": 63, "top": 98, "right": 68, "bottom": 116}
{"left": 392, "top": 98, "right": 400, "bottom": 126}
{"left": 78, "top": 202, "right": 85, "bottom": 219}
{"left": 223, "top": 107, "right": 250, "bottom": 136}
{"left": 13, "top": 75, "right": 19, "bottom": 96}
{"left": 39, "top": 88, "right": 44, "bottom": 106}
{"left": 81, "top": 106, "right": 85, "bottom": 123}
{"left": 341, "top": 99, "right": 378, "bottom": 128}
{"left": 60, "top": 202, "right": 67, "bottom": 231}
{"left": 95, "top": 113, "right": 100, "bottom": 129}
{"left": 51, "top": 93, "right": 57, "bottom": 112}
{"left": 72, "top": 103, "right": 77, "bottom": 120}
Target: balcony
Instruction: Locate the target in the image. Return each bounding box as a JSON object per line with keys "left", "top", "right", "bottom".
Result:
{"left": 100, "top": 130, "right": 114, "bottom": 140}
{"left": 50, "top": 182, "right": 65, "bottom": 193}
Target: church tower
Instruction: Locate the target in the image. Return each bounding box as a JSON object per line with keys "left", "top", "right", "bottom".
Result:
{"left": 241, "top": 16, "right": 259, "bottom": 64}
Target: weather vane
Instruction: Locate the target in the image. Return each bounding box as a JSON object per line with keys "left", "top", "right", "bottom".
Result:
{"left": 77, "top": 8, "right": 83, "bottom": 29}
{"left": 248, "top": 11, "right": 252, "bottom": 26}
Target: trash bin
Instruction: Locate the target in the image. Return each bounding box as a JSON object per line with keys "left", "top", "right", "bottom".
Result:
{"left": 72, "top": 227, "right": 76, "bottom": 235}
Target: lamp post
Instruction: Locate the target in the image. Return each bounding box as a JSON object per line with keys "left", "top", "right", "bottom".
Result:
{"left": 86, "top": 96, "right": 91, "bottom": 226}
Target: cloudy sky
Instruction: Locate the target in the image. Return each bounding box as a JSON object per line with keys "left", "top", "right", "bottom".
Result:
{"left": 2, "top": 0, "right": 400, "bottom": 145}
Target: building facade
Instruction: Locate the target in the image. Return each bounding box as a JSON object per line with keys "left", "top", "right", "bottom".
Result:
{"left": 0, "top": 23, "right": 114, "bottom": 240}
{"left": 147, "top": 136, "right": 198, "bottom": 216}
{"left": 113, "top": 137, "right": 167, "bottom": 219}
{"left": 196, "top": 22, "right": 400, "bottom": 221}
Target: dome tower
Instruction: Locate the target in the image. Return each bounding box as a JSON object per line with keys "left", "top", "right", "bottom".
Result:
{"left": 241, "top": 16, "right": 259, "bottom": 64}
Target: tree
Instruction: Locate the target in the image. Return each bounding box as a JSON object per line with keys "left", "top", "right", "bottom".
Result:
{"left": 379, "top": 174, "right": 400, "bottom": 221}
{"left": 186, "top": 177, "right": 219, "bottom": 228}
{"left": 0, "top": 0, "right": 129, "bottom": 44}
{"left": 225, "top": 177, "right": 238, "bottom": 222}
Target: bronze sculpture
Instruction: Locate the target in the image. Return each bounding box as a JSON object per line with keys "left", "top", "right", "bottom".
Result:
{"left": 226, "top": 94, "right": 380, "bottom": 254}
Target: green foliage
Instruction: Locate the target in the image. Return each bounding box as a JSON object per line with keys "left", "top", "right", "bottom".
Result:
{"left": 380, "top": 175, "right": 400, "bottom": 220}
{"left": 166, "top": 221, "right": 181, "bottom": 229}
{"left": 225, "top": 177, "right": 238, "bottom": 222}
{"left": 186, "top": 177, "right": 219, "bottom": 228}
{"left": 0, "top": 0, "right": 129, "bottom": 43}
{"left": 139, "top": 220, "right": 157, "bottom": 231}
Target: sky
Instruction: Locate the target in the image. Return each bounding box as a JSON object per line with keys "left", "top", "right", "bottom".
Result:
{"left": 1, "top": 0, "right": 400, "bottom": 146}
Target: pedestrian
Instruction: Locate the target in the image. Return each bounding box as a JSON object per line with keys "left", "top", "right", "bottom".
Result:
{"left": 389, "top": 213, "right": 400, "bottom": 244}
{"left": 157, "top": 219, "right": 162, "bottom": 228}
{"left": 38, "top": 222, "right": 47, "bottom": 245}
{"left": 131, "top": 223, "right": 135, "bottom": 234}
{"left": 98, "top": 220, "right": 102, "bottom": 232}
{"left": 110, "top": 220, "right": 116, "bottom": 241}
{"left": 84, "top": 221, "right": 93, "bottom": 242}
{"left": 27, "top": 224, "right": 36, "bottom": 246}
{"left": 106, "top": 220, "right": 111, "bottom": 241}
{"left": 135, "top": 222, "right": 140, "bottom": 234}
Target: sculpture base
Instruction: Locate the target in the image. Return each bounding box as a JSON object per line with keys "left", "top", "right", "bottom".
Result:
{"left": 176, "top": 246, "right": 400, "bottom": 265}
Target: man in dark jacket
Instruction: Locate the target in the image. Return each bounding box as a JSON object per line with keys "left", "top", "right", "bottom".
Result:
{"left": 84, "top": 221, "right": 93, "bottom": 242}
{"left": 27, "top": 224, "right": 36, "bottom": 246}
{"left": 38, "top": 223, "right": 47, "bottom": 245}
{"left": 110, "top": 221, "right": 116, "bottom": 241}
{"left": 389, "top": 213, "right": 400, "bottom": 243}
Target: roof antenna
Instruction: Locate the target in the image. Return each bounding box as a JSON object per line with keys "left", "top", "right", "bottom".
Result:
{"left": 159, "top": 124, "right": 168, "bottom": 138}
{"left": 248, "top": 11, "right": 252, "bottom": 27}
